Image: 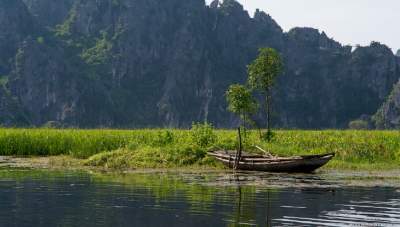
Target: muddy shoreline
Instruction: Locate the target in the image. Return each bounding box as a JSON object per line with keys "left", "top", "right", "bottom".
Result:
{"left": 1, "top": 156, "right": 400, "bottom": 189}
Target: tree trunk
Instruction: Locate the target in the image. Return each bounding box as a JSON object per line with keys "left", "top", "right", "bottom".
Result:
{"left": 268, "top": 93, "right": 271, "bottom": 134}
{"left": 243, "top": 114, "right": 247, "bottom": 143}
{"left": 234, "top": 127, "right": 242, "bottom": 170}
{"left": 265, "top": 90, "right": 272, "bottom": 141}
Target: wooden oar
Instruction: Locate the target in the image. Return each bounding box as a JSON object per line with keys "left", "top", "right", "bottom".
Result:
{"left": 255, "top": 145, "right": 274, "bottom": 158}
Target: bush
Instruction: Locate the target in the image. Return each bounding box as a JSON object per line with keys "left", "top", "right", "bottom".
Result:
{"left": 42, "top": 121, "right": 62, "bottom": 129}
{"left": 348, "top": 120, "right": 369, "bottom": 130}
{"left": 190, "top": 122, "right": 217, "bottom": 148}
{"left": 155, "top": 130, "right": 174, "bottom": 146}
{"left": 37, "top": 37, "right": 45, "bottom": 44}
{"left": 85, "top": 144, "right": 209, "bottom": 169}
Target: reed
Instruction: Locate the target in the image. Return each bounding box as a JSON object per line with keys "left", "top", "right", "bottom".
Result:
{"left": 0, "top": 128, "right": 399, "bottom": 169}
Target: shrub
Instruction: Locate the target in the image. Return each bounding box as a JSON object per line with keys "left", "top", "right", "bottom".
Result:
{"left": 190, "top": 122, "right": 217, "bottom": 148}
{"left": 37, "top": 37, "right": 45, "bottom": 44}
{"left": 85, "top": 144, "right": 208, "bottom": 169}
{"left": 42, "top": 121, "right": 62, "bottom": 129}
{"left": 155, "top": 130, "right": 174, "bottom": 146}
{"left": 348, "top": 120, "right": 369, "bottom": 130}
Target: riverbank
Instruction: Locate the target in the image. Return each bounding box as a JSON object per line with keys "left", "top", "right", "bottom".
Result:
{"left": 1, "top": 154, "right": 399, "bottom": 173}
{"left": 0, "top": 127, "right": 399, "bottom": 171}
{"left": 1, "top": 157, "right": 400, "bottom": 189}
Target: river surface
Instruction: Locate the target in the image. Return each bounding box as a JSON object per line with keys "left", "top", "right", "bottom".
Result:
{"left": 0, "top": 168, "right": 399, "bottom": 227}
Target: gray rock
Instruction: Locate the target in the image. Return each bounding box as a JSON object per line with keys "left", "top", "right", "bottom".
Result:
{"left": 0, "top": 0, "right": 399, "bottom": 129}
{"left": 0, "top": 0, "right": 35, "bottom": 75}
{"left": 22, "top": 0, "right": 74, "bottom": 27}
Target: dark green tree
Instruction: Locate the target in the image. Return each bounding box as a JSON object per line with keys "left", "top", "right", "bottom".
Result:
{"left": 247, "top": 48, "right": 283, "bottom": 141}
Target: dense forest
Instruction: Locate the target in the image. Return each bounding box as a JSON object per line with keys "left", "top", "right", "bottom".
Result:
{"left": 1, "top": 0, "right": 400, "bottom": 129}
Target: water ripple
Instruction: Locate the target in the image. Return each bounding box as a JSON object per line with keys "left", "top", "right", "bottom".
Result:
{"left": 276, "top": 199, "right": 400, "bottom": 226}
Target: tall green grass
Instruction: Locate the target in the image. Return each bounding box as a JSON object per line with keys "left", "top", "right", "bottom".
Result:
{"left": 0, "top": 129, "right": 140, "bottom": 158}
{"left": 0, "top": 128, "right": 400, "bottom": 169}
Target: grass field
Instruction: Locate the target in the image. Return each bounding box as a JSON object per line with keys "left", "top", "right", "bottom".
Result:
{"left": 0, "top": 126, "right": 399, "bottom": 170}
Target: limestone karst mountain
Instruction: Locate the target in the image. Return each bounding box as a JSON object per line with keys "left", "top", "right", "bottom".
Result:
{"left": 0, "top": 0, "right": 399, "bottom": 128}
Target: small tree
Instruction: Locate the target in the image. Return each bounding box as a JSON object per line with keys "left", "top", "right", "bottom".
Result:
{"left": 226, "top": 84, "right": 258, "bottom": 168}
{"left": 348, "top": 119, "right": 369, "bottom": 130}
{"left": 247, "top": 48, "right": 283, "bottom": 141}
{"left": 226, "top": 84, "right": 258, "bottom": 130}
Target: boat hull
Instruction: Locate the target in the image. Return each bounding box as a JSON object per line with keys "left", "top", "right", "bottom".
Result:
{"left": 208, "top": 151, "right": 335, "bottom": 173}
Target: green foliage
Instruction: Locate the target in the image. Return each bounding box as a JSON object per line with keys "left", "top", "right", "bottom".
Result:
{"left": 85, "top": 145, "right": 207, "bottom": 169}
{"left": 85, "top": 129, "right": 400, "bottom": 170}
{"left": 247, "top": 47, "right": 283, "bottom": 141}
{"left": 81, "top": 34, "right": 113, "bottom": 66}
{"left": 190, "top": 122, "right": 217, "bottom": 148}
{"left": 262, "top": 130, "right": 275, "bottom": 141}
{"left": 0, "top": 75, "right": 8, "bottom": 86}
{"left": 155, "top": 130, "right": 174, "bottom": 146}
{"left": 225, "top": 84, "right": 258, "bottom": 121}
{"left": 42, "top": 121, "right": 62, "bottom": 129}
{"left": 112, "top": 0, "right": 121, "bottom": 6}
{"left": 261, "top": 131, "right": 400, "bottom": 167}
{"left": 247, "top": 48, "right": 283, "bottom": 92}
{"left": 1, "top": 129, "right": 400, "bottom": 170}
{"left": 348, "top": 120, "right": 369, "bottom": 130}
{"left": 0, "top": 129, "right": 132, "bottom": 158}
{"left": 225, "top": 84, "right": 258, "bottom": 137}
{"left": 85, "top": 125, "right": 216, "bottom": 169}
{"left": 53, "top": 7, "right": 93, "bottom": 49}
{"left": 37, "top": 37, "right": 45, "bottom": 44}
{"left": 54, "top": 7, "right": 77, "bottom": 38}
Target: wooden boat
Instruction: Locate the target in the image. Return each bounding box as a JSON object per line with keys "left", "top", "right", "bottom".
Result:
{"left": 208, "top": 150, "right": 335, "bottom": 173}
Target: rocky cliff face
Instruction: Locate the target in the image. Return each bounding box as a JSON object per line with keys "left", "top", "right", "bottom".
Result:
{"left": 22, "top": 0, "right": 74, "bottom": 27}
{"left": 277, "top": 39, "right": 399, "bottom": 128}
{"left": 0, "top": 0, "right": 36, "bottom": 76}
{"left": 9, "top": 38, "right": 83, "bottom": 126}
{"left": 373, "top": 56, "right": 400, "bottom": 128}
{"left": 1, "top": 0, "right": 399, "bottom": 128}
{"left": 373, "top": 82, "right": 400, "bottom": 129}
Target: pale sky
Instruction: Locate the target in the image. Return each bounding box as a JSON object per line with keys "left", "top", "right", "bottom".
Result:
{"left": 206, "top": 0, "right": 400, "bottom": 53}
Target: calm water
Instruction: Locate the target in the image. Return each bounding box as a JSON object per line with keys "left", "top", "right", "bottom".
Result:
{"left": 0, "top": 169, "right": 399, "bottom": 227}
